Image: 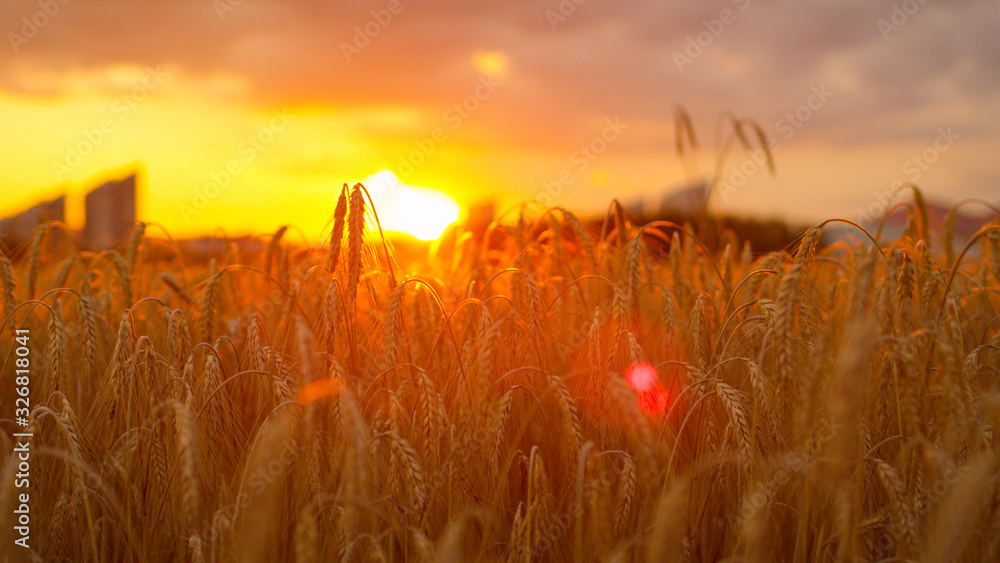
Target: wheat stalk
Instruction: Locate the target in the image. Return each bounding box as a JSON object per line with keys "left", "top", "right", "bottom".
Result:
{"left": 294, "top": 500, "right": 319, "bottom": 563}
{"left": 3, "top": 184, "right": 999, "bottom": 561}
{"left": 347, "top": 183, "right": 365, "bottom": 302}
{"left": 26, "top": 223, "right": 48, "bottom": 299}
{"left": 387, "top": 430, "right": 427, "bottom": 515}
{"left": 712, "top": 379, "right": 753, "bottom": 462}
{"left": 550, "top": 373, "right": 583, "bottom": 454}
{"left": 172, "top": 400, "right": 199, "bottom": 528}
{"left": 1, "top": 250, "right": 15, "bottom": 321}
{"left": 489, "top": 389, "right": 514, "bottom": 478}
{"left": 614, "top": 452, "right": 637, "bottom": 536}
{"left": 199, "top": 261, "right": 219, "bottom": 343}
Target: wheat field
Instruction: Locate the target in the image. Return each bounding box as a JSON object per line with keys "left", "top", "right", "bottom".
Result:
{"left": 1, "top": 184, "right": 999, "bottom": 562}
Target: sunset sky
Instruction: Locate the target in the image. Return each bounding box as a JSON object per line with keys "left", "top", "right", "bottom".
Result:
{"left": 1, "top": 0, "right": 998, "bottom": 239}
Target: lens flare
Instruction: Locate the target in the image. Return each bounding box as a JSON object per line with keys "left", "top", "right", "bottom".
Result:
{"left": 626, "top": 361, "right": 658, "bottom": 392}
{"left": 638, "top": 387, "right": 670, "bottom": 414}
{"left": 627, "top": 362, "right": 669, "bottom": 414}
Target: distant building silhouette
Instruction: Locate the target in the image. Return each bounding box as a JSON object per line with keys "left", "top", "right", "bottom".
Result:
{"left": 0, "top": 173, "right": 136, "bottom": 254}
{"left": 83, "top": 175, "right": 136, "bottom": 251}
{"left": 659, "top": 181, "right": 709, "bottom": 215}
{"left": 0, "top": 196, "right": 64, "bottom": 254}
{"left": 465, "top": 202, "right": 494, "bottom": 239}
{"left": 849, "top": 197, "right": 988, "bottom": 247}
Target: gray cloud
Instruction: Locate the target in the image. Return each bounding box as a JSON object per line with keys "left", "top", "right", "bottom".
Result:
{"left": 1, "top": 0, "right": 998, "bottom": 164}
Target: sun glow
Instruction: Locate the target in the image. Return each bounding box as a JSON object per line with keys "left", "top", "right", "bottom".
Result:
{"left": 361, "top": 170, "right": 461, "bottom": 241}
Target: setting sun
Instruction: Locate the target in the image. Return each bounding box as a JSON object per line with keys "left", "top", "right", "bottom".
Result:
{"left": 361, "top": 169, "right": 461, "bottom": 241}
{"left": 2, "top": 2, "right": 999, "bottom": 560}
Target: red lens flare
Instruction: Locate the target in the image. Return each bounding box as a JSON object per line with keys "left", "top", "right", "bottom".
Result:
{"left": 626, "top": 361, "right": 657, "bottom": 392}
{"left": 626, "top": 362, "right": 670, "bottom": 414}
{"left": 638, "top": 386, "right": 670, "bottom": 414}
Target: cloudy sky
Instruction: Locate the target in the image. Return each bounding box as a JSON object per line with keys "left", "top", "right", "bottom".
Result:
{"left": 1, "top": 0, "right": 997, "bottom": 238}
